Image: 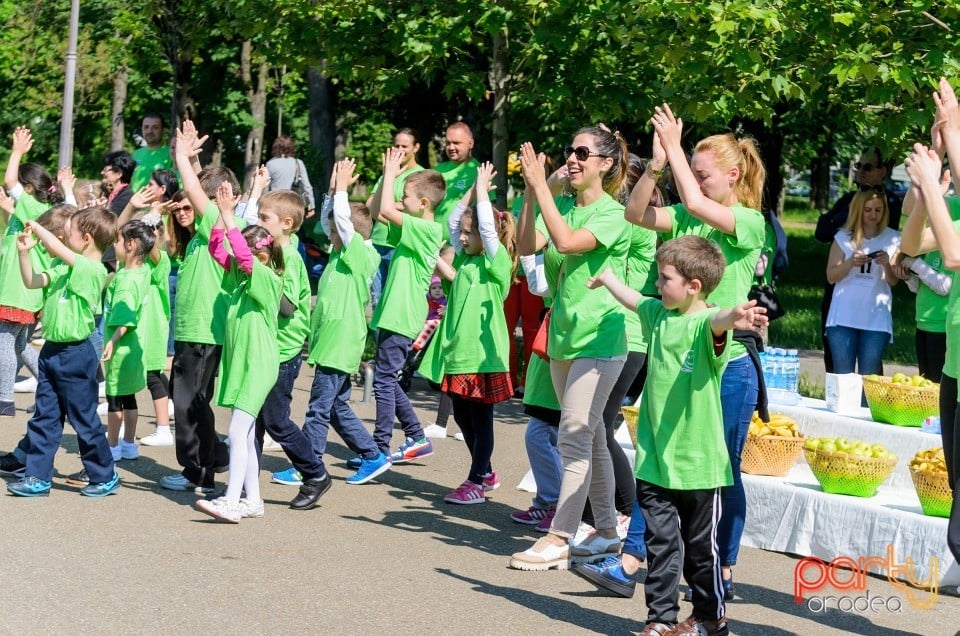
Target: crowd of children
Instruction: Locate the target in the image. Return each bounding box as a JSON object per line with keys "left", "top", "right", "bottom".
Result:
{"left": 2, "top": 81, "right": 960, "bottom": 636}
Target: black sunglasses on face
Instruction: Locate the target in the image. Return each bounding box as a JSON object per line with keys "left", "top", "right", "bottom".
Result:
{"left": 854, "top": 162, "right": 876, "bottom": 171}
{"left": 564, "top": 145, "right": 607, "bottom": 161}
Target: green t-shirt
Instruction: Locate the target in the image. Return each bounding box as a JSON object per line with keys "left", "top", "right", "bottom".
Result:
{"left": 369, "top": 215, "right": 442, "bottom": 339}
{"left": 0, "top": 192, "right": 48, "bottom": 311}
{"left": 40, "top": 255, "right": 106, "bottom": 342}
{"left": 916, "top": 198, "right": 960, "bottom": 334}
{"left": 370, "top": 166, "right": 425, "bottom": 247}
{"left": 141, "top": 253, "right": 172, "bottom": 371}
{"left": 104, "top": 266, "right": 149, "bottom": 396}
{"left": 428, "top": 247, "right": 513, "bottom": 376}
{"left": 308, "top": 234, "right": 380, "bottom": 373}
{"left": 634, "top": 298, "right": 733, "bottom": 490}
{"left": 278, "top": 243, "right": 311, "bottom": 363}
{"left": 537, "top": 194, "right": 630, "bottom": 360}
{"left": 623, "top": 224, "right": 657, "bottom": 352}
{"left": 131, "top": 146, "right": 174, "bottom": 191}
{"left": 522, "top": 353, "right": 560, "bottom": 411}
{"left": 434, "top": 158, "right": 479, "bottom": 241}
{"left": 174, "top": 203, "right": 244, "bottom": 345}
{"left": 940, "top": 218, "right": 960, "bottom": 378}
{"left": 663, "top": 203, "right": 764, "bottom": 358}
{"left": 217, "top": 258, "right": 282, "bottom": 414}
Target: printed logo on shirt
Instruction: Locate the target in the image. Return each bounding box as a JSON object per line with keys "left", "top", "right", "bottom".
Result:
{"left": 680, "top": 349, "right": 695, "bottom": 373}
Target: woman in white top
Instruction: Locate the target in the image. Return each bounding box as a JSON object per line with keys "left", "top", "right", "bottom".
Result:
{"left": 265, "top": 136, "right": 315, "bottom": 216}
{"left": 825, "top": 189, "right": 901, "bottom": 374}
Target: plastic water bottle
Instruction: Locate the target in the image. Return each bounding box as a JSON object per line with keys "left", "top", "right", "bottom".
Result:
{"left": 768, "top": 348, "right": 783, "bottom": 390}
{"left": 785, "top": 349, "right": 799, "bottom": 393}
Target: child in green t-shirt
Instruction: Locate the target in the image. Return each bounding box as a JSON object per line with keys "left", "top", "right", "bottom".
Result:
{"left": 425, "top": 162, "right": 516, "bottom": 505}
{"left": 9, "top": 207, "right": 120, "bottom": 498}
{"left": 368, "top": 147, "right": 445, "bottom": 463}
{"left": 587, "top": 235, "right": 767, "bottom": 636}
{"left": 194, "top": 187, "right": 284, "bottom": 524}
{"left": 101, "top": 221, "right": 155, "bottom": 464}
{"left": 0, "top": 126, "right": 65, "bottom": 417}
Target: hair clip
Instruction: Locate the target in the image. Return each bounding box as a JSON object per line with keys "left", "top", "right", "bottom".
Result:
{"left": 254, "top": 235, "right": 274, "bottom": 249}
{"left": 497, "top": 210, "right": 505, "bottom": 220}
{"left": 141, "top": 212, "right": 162, "bottom": 229}
{"left": 47, "top": 185, "right": 56, "bottom": 194}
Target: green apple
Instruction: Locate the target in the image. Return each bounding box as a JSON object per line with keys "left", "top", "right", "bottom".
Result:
{"left": 804, "top": 438, "right": 821, "bottom": 451}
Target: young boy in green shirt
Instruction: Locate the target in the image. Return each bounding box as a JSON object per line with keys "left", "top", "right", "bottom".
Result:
{"left": 587, "top": 235, "right": 767, "bottom": 636}
{"left": 9, "top": 207, "right": 120, "bottom": 498}
{"left": 369, "top": 147, "right": 446, "bottom": 463}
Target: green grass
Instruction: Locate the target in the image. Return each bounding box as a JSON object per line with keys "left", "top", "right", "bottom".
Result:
{"left": 768, "top": 207, "right": 917, "bottom": 365}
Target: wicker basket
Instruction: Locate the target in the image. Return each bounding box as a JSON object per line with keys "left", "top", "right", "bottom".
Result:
{"left": 621, "top": 406, "right": 639, "bottom": 448}
{"left": 804, "top": 448, "right": 897, "bottom": 497}
{"left": 910, "top": 467, "right": 954, "bottom": 518}
{"left": 741, "top": 435, "right": 805, "bottom": 476}
{"left": 862, "top": 376, "right": 939, "bottom": 428}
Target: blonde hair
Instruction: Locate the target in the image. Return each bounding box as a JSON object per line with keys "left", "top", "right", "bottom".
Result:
{"left": 843, "top": 191, "right": 889, "bottom": 249}
{"left": 693, "top": 134, "right": 766, "bottom": 211}
{"left": 260, "top": 190, "right": 305, "bottom": 233}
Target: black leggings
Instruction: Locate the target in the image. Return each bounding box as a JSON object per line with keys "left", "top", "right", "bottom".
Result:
{"left": 937, "top": 374, "right": 960, "bottom": 564}
{"left": 583, "top": 350, "right": 648, "bottom": 523}
{"left": 106, "top": 394, "right": 137, "bottom": 412}
{"left": 428, "top": 381, "right": 453, "bottom": 428}
{"left": 147, "top": 370, "right": 170, "bottom": 400}
{"left": 449, "top": 394, "right": 495, "bottom": 485}
{"left": 916, "top": 330, "right": 946, "bottom": 382}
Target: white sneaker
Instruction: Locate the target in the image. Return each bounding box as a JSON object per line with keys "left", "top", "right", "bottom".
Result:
{"left": 120, "top": 440, "right": 139, "bottom": 460}
{"left": 140, "top": 429, "right": 174, "bottom": 447}
{"left": 13, "top": 377, "right": 37, "bottom": 393}
{"left": 262, "top": 434, "right": 283, "bottom": 452}
{"left": 238, "top": 498, "right": 265, "bottom": 518}
{"left": 422, "top": 424, "right": 447, "bottom": 439}
{"left": 98, "top": 382, "right": 106, "bottom": 399}
{"left": 195, "top": 497, "right": 241, "bottom": 523}
{"left": 453, "top": 432, "right": 465, "bottom": 441}
{"left": 96, "top": 402, "right": 108, "bottom": 416}
{"left": 168, "top": 400, "right": 175, "bottom": 419}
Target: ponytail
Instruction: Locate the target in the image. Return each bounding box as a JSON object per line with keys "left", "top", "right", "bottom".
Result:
{"left": 693, "top": 134, "right": 766, "bottom": 211}
{"left": 576, "top": 126, "right": 629, "bottom": 198}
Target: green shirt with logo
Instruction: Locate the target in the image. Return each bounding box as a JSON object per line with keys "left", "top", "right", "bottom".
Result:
{"left": 40, "top": 254, "right": 106, "bottom": 342}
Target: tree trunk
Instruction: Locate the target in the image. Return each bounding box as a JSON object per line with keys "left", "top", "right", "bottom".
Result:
{"left": 489, "top": 27, "right": 510, "bottom": 210}
{"left": 810, "top": 131, "right": 833, "bottom": 211}
{"left": 307, "top": 64, "right": 338, "bottom": 192}
{"left": 110, "top": 65, "right": 128, "bottom": 151}
{"left": 737, "top": 110, "right": 785, "bottom": 214}
{"left": 241, "top": 40, "right": 268, "bottom": 189}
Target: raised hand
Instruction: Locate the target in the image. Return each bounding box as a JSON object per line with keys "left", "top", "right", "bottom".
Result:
{"left": 650, "top": 103, "right": 683, "bottom": 152}
{"left": 131, "top": 186, "right": 156, "bottom": 209}
{"left": 382, "top": 147, "right": 405, "bottom": 177}
{"left": 904, "top": 143, "right": 943, "bottom": 189}
{"left": 934, "top": 77, "right": 960, "bottom": 136}
{"left": 11, "top": 126, "right": 33, "bottom": 155}
{"left": 729, "top": 299, "right": 768, "bottom": 332}
{"left": 215, "top": 181, "right": 237, "bottom": 218}
{"left": 475, "top": 161, "right": 497, "bottom": 193}
{"left": 16, "top": 227, "right": 37, "bottom": 252}
{"left": 175, "top": 119, "right": 208, "bottom": 158}
{"left": 57, "top": 166, "right": 77, "bottom": 194}
{"left": 334, "top": 158, "right": 359, "bottom": 192}
{"left": 519, "top": 142, "right": 546, "bottom": 187}
{"left": 252, "top": 164, "right": 271, "bottom": 192}
{"left": 0, "top": 188, "right": 14, "bottom": 215}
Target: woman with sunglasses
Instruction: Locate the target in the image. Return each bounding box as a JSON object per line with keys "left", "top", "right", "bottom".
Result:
{"left": 625, "top": 104, "right": 766, "bottom": 608}
{"left": 509, "top": 127, "right": 631, "bottom": 571}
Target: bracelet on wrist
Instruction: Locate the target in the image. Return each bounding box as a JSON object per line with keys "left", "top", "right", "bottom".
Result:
{"left": 647, "top": 164, "right": 665, "bottom": 178}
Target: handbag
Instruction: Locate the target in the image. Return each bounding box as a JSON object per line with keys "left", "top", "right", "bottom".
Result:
{"left": 532, "top": 309, "right": 551, "bottom": 360}
{"left": 290, "top": 159, "right": 308, "bottom": 207}
{"left": 748, "top": 280, "right": 785, "bottom": 321}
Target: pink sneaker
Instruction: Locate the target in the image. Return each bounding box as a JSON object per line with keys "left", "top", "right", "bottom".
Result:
{"left": 481, "top": 471, "right": 500, "bottom": 492}
{"left": 535, "top": 507, "right": 557, "bottom": 533}
{"left": 511, "top": 505, "right": 553, "bottom": 525}
{"left": 444, "top": 480, "right": 486, "bottom": 505}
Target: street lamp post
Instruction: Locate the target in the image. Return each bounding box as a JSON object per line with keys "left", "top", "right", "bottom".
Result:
{"left": 58, "top": 0, "right": 80, "bottom": 169}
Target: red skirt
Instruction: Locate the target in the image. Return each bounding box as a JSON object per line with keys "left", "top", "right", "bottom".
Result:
{"left": 0, "top": 305, "right": 38, "bottom": 325}
{"left": 441, "top": 372, "right": 513, "bottom": 404}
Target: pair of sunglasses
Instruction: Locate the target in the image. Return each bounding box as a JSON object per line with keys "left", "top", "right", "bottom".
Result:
{"left": 563, "top": 145, "right": 608, "bottom": 162}
{"left": 854, "top": 162, "right": 876, "bottom": 171}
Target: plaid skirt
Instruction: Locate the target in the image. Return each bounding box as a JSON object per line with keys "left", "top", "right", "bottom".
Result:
{"left": 0, "top": 305, "right": 37, "bottom": 325}
{"left": 441, "top": 372, "right": 513, "bottom": 404}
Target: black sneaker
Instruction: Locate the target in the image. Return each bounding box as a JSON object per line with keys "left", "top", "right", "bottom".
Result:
{"left": 0, "top": 453, "right": 26, "bottom": 477}
{"left": 290, "top": 474, "right": 332, "bottom": 510}
{"left": 65, "top": 469, "right": 90, "bottom": 486}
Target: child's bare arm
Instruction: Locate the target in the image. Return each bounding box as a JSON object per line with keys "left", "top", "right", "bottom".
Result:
{"left": 26, "top": 221, "right": 76, "bottom": 266}
{"left": 5, "top": 126, "right": 32, "bottom": 191}
{"left": 710, "top": 299, "right": 768, "bottom": 336}
{"left": 586, "top": 267, "right": 641, "bottom": 312}
{"left": 173, "top": 120, "right": 213, "bottom": 215}
{"left": 377, "top": 148, "right": 406, "bottom": 227}
{"left": 17, "top": 228, "right": 47, "bottom": 288}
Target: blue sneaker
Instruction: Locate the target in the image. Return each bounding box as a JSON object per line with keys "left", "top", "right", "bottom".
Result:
{"left": 346, "top": 453, "right": 392, "bottom": 485}
{"left": 388, "top": 437, "right": 434, "bottom": 464}
{"left": 7, "top": 476, "right": 52, "bottom": 497}
{"left": 80, "top": 472, "right": 121, "bottom": 497}
{"left": 271, "top": 467, "right": 303, "bottom": 486}
{"left": 571, "top": 555, "right": 641, "bottom": 598}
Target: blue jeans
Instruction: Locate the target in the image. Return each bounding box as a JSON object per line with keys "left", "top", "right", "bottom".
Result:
{"left": 826, "top": 325, "right": 888, "bottom": 375}
{"left": 524, "top": 416, "right": 562, "bottom": 509}
{"left": 256, "top": 355, "right": 324, "bottom": 480}
{"left": 717, "top": 355, "right": 759, "bottom": 567}
{"left": 370, "top": 245, "right": 394, "bottom": 309}
{"left": 623, "top": 497, "right": 648, "bottom": 561}
{"left": 303, "top": 366, "right": 380, "bottom": 475}
{"left": 372, "top": 329, "right": 422, "bottom": 452}
{"left": 26, "top": 340, "right": 114, "bottom": 484}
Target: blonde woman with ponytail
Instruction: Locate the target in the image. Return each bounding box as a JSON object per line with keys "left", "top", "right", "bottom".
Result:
{"left": 625, "top": 104, "right": 766, "bottom": 616}
{"left": 509, "top": 126, "right": 631, "bottom": 571}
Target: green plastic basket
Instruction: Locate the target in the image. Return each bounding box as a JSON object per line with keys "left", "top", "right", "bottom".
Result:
{"left": 911, "top": 467, "right": 954, "bottom": 518}
{"left": 805, "top": 449, "right": 896, "bottom": 497}
{"left": 862, "top": 376, "right": 938, "bottom": 428}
